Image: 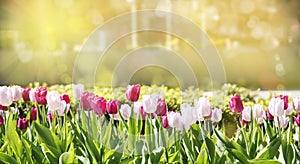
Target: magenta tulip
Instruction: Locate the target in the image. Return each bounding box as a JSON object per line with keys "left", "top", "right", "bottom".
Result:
{"left": 60, "top": 94, "right": 70, "bottom": 104}
{"left": 155, "top": 98, "right": 167, "bottom": 116}
{"left": 229, "top": 93, "right": 244, "bottom": 114}
{"left": 0, "top": 105, "right": 7, "bottom": 111}
{"left": 17, "top": 118, "right": 28, "bottom": 130}
{"left": 162, "top": 115, "right": 169, "bottom": 128}
{"left": 294, "top": 114, "right": 300, "bottom": 127}
{"left": 276, "top": 95, "right": 289, "bottom": 110}
{"left": 35, "top": 86, "right": 48, "bottom": 105}
{"left": 126, "top": 84, "right": 141, "bottom": 102}
{"left": 22, "top": 88, "right": 31, "bottom": 102}
{"left": 30, "top": 107, "right": 38, "bottom": 121}
{"left": 107, "top": 100, "right": 119, "bottom": 114}
{"left": 93, "top": 97, "right": 107, "bottom": 115}
{"left": 0, "top": 115, "right": 4, "bottom": 126}
{"left": 266, "top": 108, "right": 274, "bottom": 120}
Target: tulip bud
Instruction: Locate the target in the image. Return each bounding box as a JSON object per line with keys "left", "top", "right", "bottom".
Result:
{"left": 294, "top": 114, "right": 300, "bottom": 127}
{"left": 92, "top": 97, "right": 107, "bottom": 115}
{"left": 17, "top": 118, "right": 28, "bottom": 130}
{"left": 293, "top": 97, "right": 300, "bottom": 113}
{"left": 22, "top": 88, "right": 31, "bottom": 102}
{"left": 276, "top": 95, "right": 289, "bottom": 110}
{"left": 72, "top": 84, "right": 84, "bottom": 100}
{"left": 229, "top": 93, "right": 244, "bottom": 114}
{"left": 266, "top": 108, "right": 274, "bottom": 120}
{"left": 0, "top": 105, "right": 7, "bottom": 111}
{"left": 11, "top": 85, "right": 23, "bottom": 101}
{"left": 120, "top": 104, "right": 131, "bottom": 119}
{"left": 0, "top": 86, "right": 13, "bottom": 107}
{"left": 60, "top": 94, "right": 70, "bottom": 104}
{"left": 35, "top": 86, "right": 48, "bottom": 105}
{"left": 126, "top": 84, "right": 141, "bottom": 102}
{"left": 162, "top": 115, "right": 169, "bottom": 128}
{"left": 0, "top": 114, "right": 4, "bottom": 126}
{"left": 211, "top": 108, "right": 222, "bottom": 122}
{"left": 142, "top": 93, "right": 160, "bottom": 114}
{"left": 30, "top": 107, "right": 38, "bottom": 121}
{"left": 106, "top": 100, "right": 119, "bottom": 114}
{"left": 80, "top": 91, "right": 94, "bottom": 111}
{"left": 268, "top": 97, "right": 284, "bottom": 117}
{"left": 155, "top": 98, "right": 167, "bottom": 116}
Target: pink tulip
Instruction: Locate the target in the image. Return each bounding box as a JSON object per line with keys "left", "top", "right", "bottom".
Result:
{"left": 241, "top": 106, "right": 251, "bottom": 125}
{"left": 195, "top": 97, "right": 211, "bottom": 120}
{"left": 142, "top": 93, "right": 160, "bottom": 113}
{"left": 35, "top": 86, "right": 48, "bottom": 105}
{"left": 252, "top": 104, "right": 266, "bottom": 124}
{"left": 211, "top": 108, "right": 222, "bottom": 122}
{"left": 30, "top": 107, "right": 38, "bottom": 121}
{"left": 293, "top": 97, "right": 300, "bottom": 113}
{"left": 92, "top": 97, "right": 107, "bottom": 115}
{"left": 0, "top": 86, "right": 13, "bottom": 107}
{"left": 268, "top": 97, "right": 284, "bottom": 117}
{"left": 155, "top": 98, "right": 167, "bottom": 116}
{"left": 276, "top": 95, "right": 289, "bottom": 110}
{"left": 22, "top": 88, "right": 31, "bottom": 102}
{"left": 266, "top": 108, "right": 274, "bottom": 120}
{"left": 229, "top": 93, "right": 244, "bottom": 114}
{"left": 119, "top": 104, "right": 131, "bottom": 119}
{"left": 162, "top": 115, "right": 169, "bottom": 128}
{"left": 274, "top": 115, "right": 289, "bottom": 128}
{"left": 126, "top": 84, "right": 141, "bottom": 102}
{"left": 11, "top": 85, "right": 23, "bottom": 101}
{"left": 80, "top": 91, "right": 94, "bottom": 111}
{"left": 17, "top": 118, "right": 28, "bottom": 130}
{"left": 106, "top": 100, "right": 119, "bottom": 114}
{"left": 294, "top": 114, "right": 300, "bottom": 127}
{"left": 60, "top": 94, "right": 70, "bottom": 104}
{"left": 46, "top": 91, "right": 67, "bottom": 116}
{"left": 180, "top": 103, "right": 197, "bottom": 130}
{"left": 167, "top": 111, "right": 183, "bottom": 130}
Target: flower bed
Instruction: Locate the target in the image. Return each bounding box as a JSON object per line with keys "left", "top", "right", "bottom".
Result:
{"left": 0, "top": 83, "right": 299, "bottom": 163}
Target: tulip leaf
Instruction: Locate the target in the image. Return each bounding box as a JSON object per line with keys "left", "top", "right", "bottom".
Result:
{"left": 196, "top": 144, "right": 208, "bottom": 164}
{"left": 21, "top": 139, "right": 34, "bottom": 164}
{"left": 0, "top": 152, "right": 18, "bottom": 164}
{"left": 205, "top": 137, "right": 215, "bottom": 163}
{"left": 248, "top": 159, "right": 281, "bottom": 164}
{"left": 228, "top": 148, "right": 249, "bottom": 164}
{"left": 34, "top": 122, "right": 61, "bottom": 153}
{"left": 59, "top": 152, "right": 77, "bottom": 164}
{"left": 255, "top": 137, "right": 281, "bottom": 159}
{"left": 168, "top": 151, "right": 180, "bottom": 163}
{"left": 6, "top": 114, "right": 23, "bottom": 158}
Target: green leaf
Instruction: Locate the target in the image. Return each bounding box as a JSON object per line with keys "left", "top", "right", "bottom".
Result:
{"left": 248, "top": 159, "right": 281, "bottom": 164}
{"left": 21, "top": 139, "right": 34, "bottom": 164}
{"left": 6, "top": 114, "right": 23, "bottom": 158}
{"left": 168, "top": 151, "right": 180, "bottom": 163}
{"left": 104, "top": 150, "right": 122, "bottom": 164}
{"left": 256, "top": 137, "right": 281, "bottom": 159}
{"left": 0, "top": 152, "right": 18, "bottom": 164}
{"left": 196, "top": 146, "right": 208, "bottom": 164}
{"left": 59, "top": 152, "right": 77, "bottom": 164}
{"left": 34, "top": 122, "right": 61, "bottom": 153}
{"left": 228, "top": 148, "right": 249, "bottom": 164}
{"left": 23, "top": 138, "right": 45, "bottom": 162}
{"left": 205, "top": 137, "right": 215, "bottom": 163}
{"left": 149, "top": 147, "right": 164, "bottom": 163}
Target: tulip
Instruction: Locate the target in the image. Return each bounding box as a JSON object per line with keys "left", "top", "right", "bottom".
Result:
{"left": 46, "top": 91, "right": 67, "bottom": 116}
{"left": 162, "top": 115, "right": 169, "bottom": 128}
{"left": 0, "top": 105, "right": 7, "bottom": 111}
{"left": 119, "top": 104, "right": 131, "bottom": 119}
{"left": 293, "top": 97, "right": 300, "bottom": 113}
{"left": 0, "top": 86, "right": 13, "bottom": 107}
{"left": 276, "top": 95, "right": 289, "bottom": 110}
{"left": 268, "top": 97, "right": 284, "bottom": 117}
{"left": 92, "top": 97, "right": 107, "bottom": 115}
{"left": 60, "top": 94, "right": 70, "bottom": 104}
{"left": 35, "top": 86, "right": 48, "bottom": 105}
{"left": 0, "top": 112, "right": 4, "bottom": 126}
{"left": 229, "top": 93, "right": 244, "bottom": 114}
{"left": 142, "top": 93, "right": 160, "bottom": 113}
{"left": 80, "top": 91, "right": 94, "bottom": 111}
{"left": 294, "top": 114, "right": 300, "bottom": 127}
{"left": 29, "top": 88, "right": 36, "bottom": 102}
{"left": 211, "top": 108, "right": 222, "bottom": 122}
{"left": 194, "top": 97, "right": 211, "bottom": 120}
{"left": 155, "top": 98, "right": 167, "bottom": 116}
{"left": 252, "top": 104, "right": 266, "bottom": 124}
{"left": 17, "top": 118, "right": 28, "bottom": 130}
{"left": 72, "top": 84, "right": 84, "bottom": 100}
{"left": 22, "top": 88, "right": 31, "bottom": 102}
{"left": 47, "top": 113, "right": 53, "bottom": 123}
{"left": 241, "top": 106, "right": 251, "bottom": 125}
{"left": 284, "top": 103, "right": 293, "bottom": 116}
{"left": 266, "top": 109, "right": 274, "bottom": 120}
{"left": 167, "top": 111, "right": 183, "bottom": 130}
{"left": 11, "top": 85, "right": 23, "bottom": 101}
{"left": 30, "top": 107, "right": 38, "bottom": 121}
{"left": 126, "top": 84, "right": 141, "bottom": 102}
{"left": 107, "top": 100, "right": 119, "bottom": 114}
{"left": 180, "top": 103, "right": 197, "bottom": 130}
{"left": 274, "top": 115, "right": 289, "bottom": 128}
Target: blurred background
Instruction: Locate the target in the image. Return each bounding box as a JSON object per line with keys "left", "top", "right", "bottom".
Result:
{"left": 0, "top": 0, "right": 299, "bottom": 89}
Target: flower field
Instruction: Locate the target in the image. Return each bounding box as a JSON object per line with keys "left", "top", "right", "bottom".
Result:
{"left": 0, "top": 83, "right": 299, "bottom": 163}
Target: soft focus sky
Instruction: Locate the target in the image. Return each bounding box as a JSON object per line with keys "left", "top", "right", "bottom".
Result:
{"left": 0, "top": 0, "right": 299, "bottom": 89}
